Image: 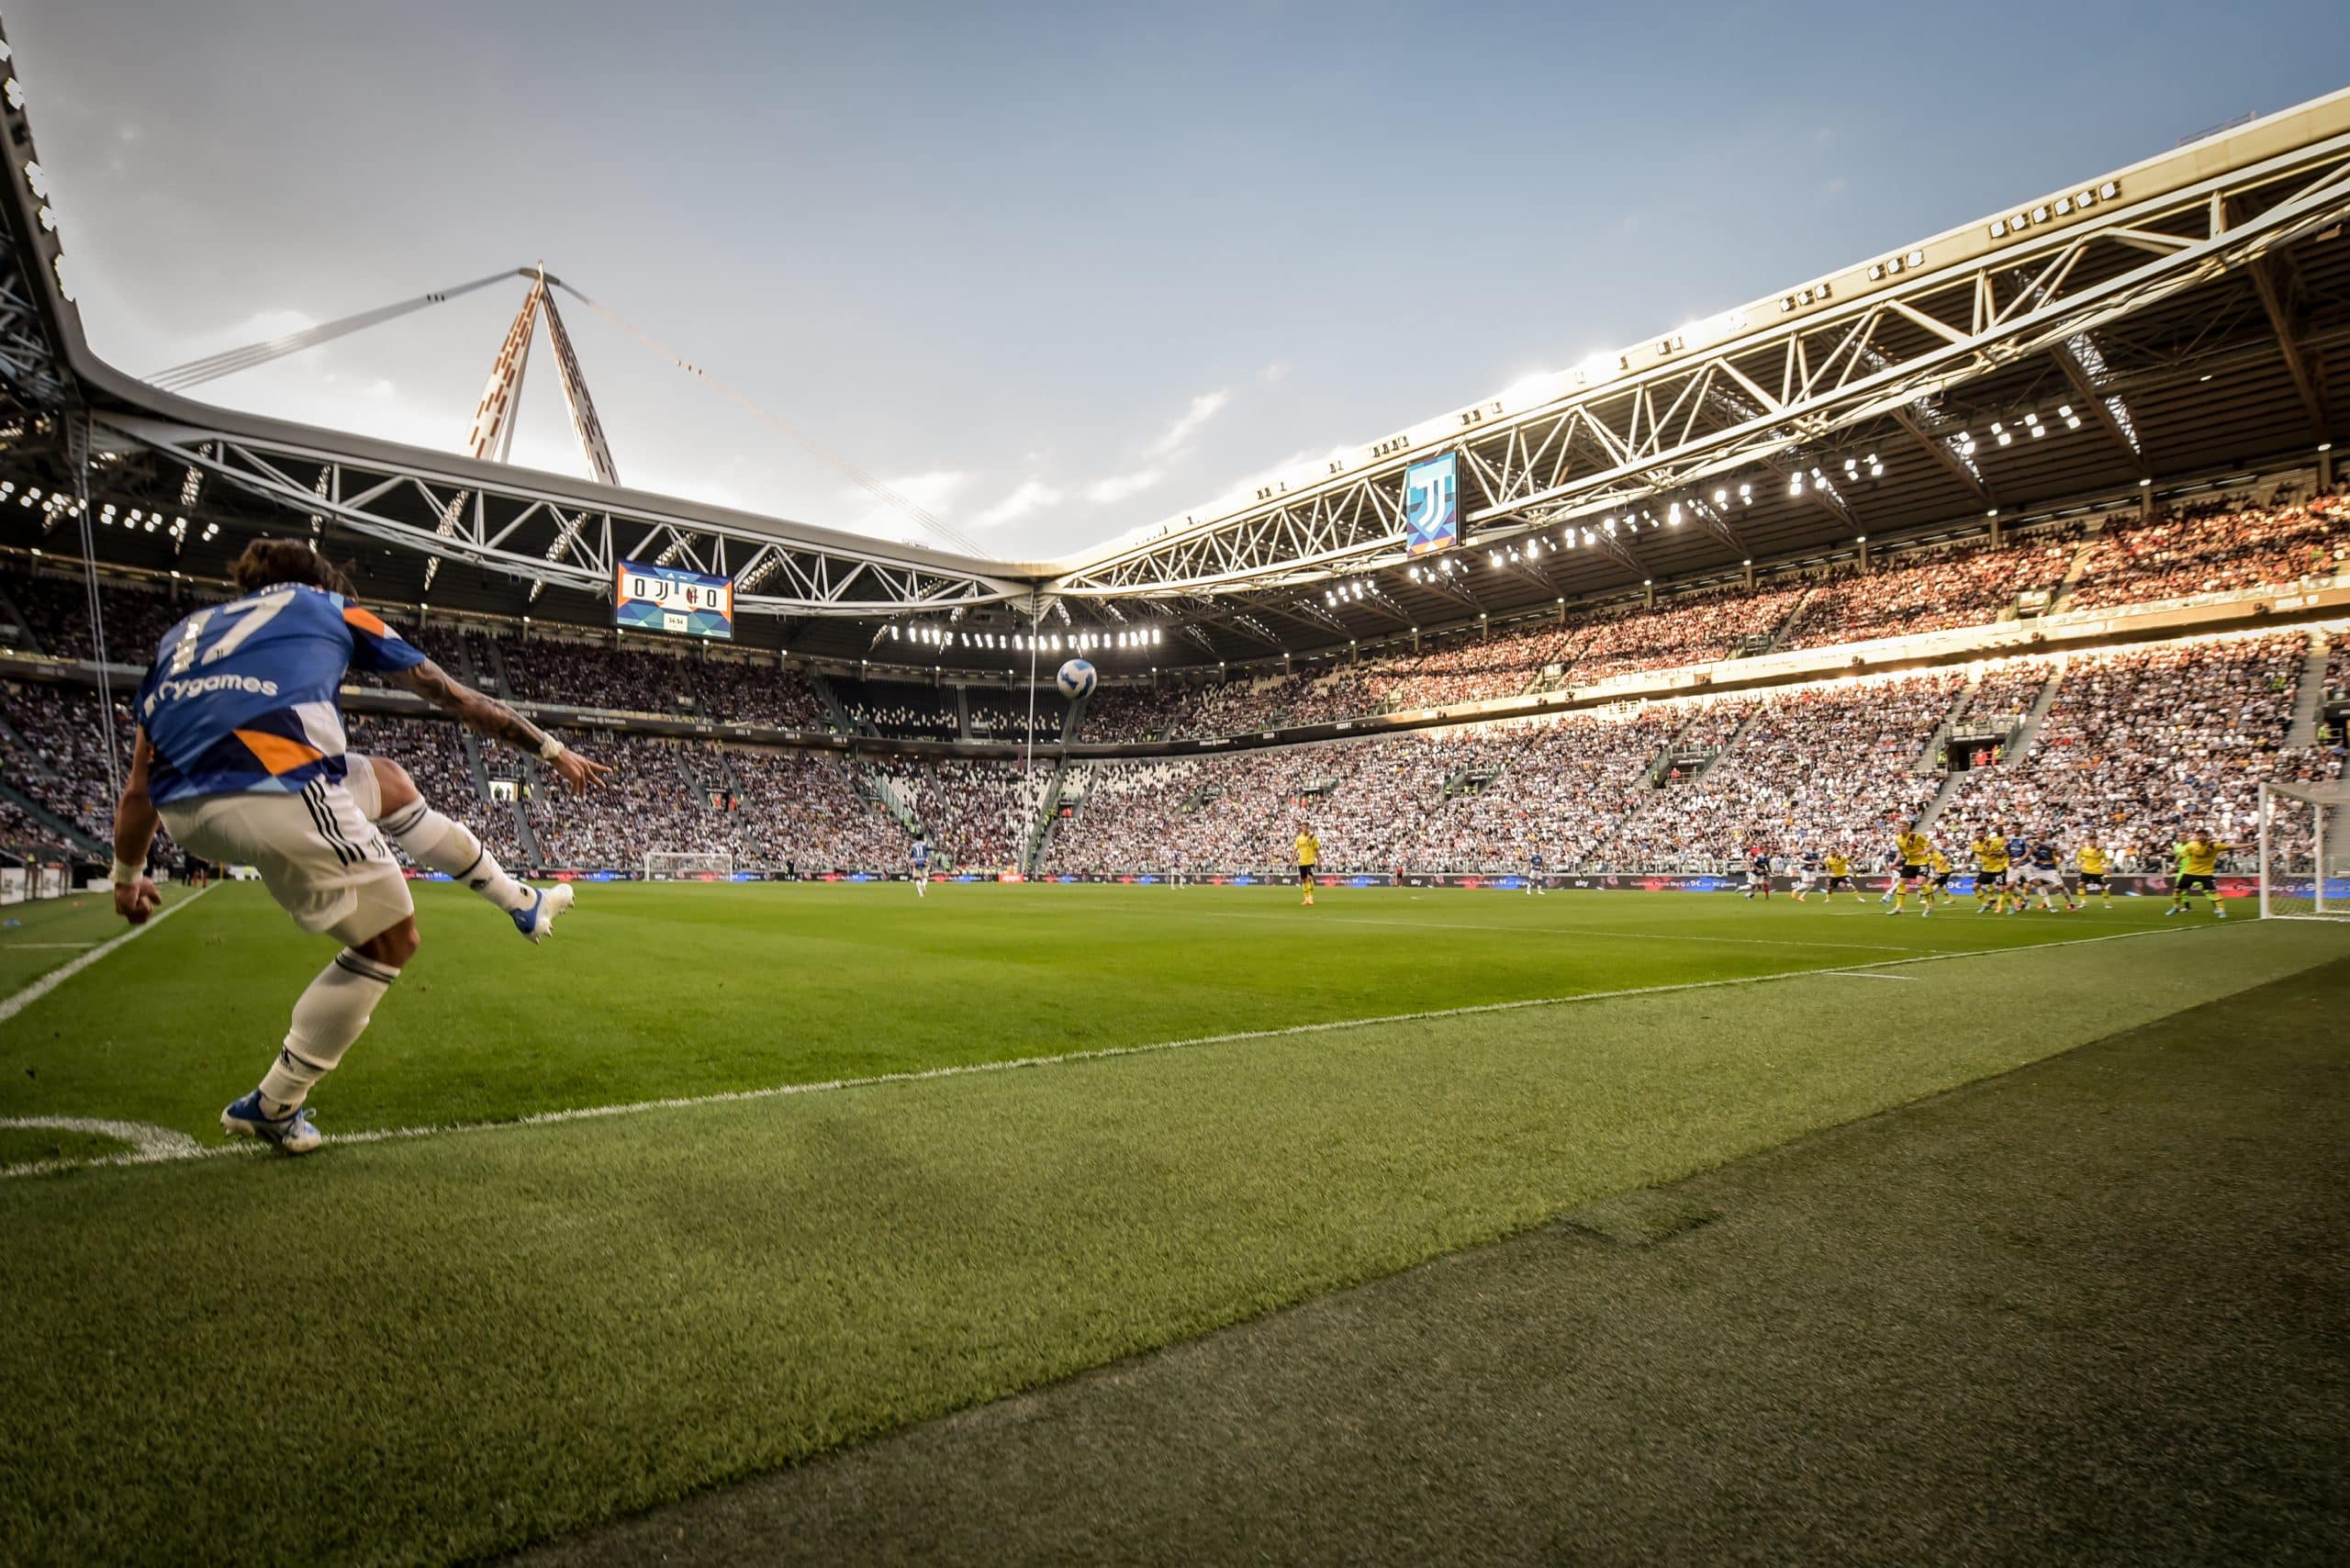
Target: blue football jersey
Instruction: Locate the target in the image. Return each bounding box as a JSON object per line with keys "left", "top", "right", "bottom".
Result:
{"left": 2030, "top": 841, "right": 2059, "bottom": 869}
{"left": 911, "top": 840, "right": 929, "bottom": 865}
{"left": 2006, "top": 834, "right": 2030, "bottom": 863}
{"left": 137, "top": 584, "right": 426, "bottom": 806}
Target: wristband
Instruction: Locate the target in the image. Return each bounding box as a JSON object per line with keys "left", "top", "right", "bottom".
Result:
{"left": 538, "top": 736, "right": 567, "bottom": 762}
{"left": 110, "top": 859, "right": 145, "bottom": 887}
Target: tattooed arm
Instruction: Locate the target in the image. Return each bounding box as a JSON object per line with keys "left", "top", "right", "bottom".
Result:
{"left": 390, "top": 659, "right": 611, "bottom": 794}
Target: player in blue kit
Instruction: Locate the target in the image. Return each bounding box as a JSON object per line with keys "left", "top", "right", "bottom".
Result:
{"left": 108, "top": 540, "right": 610, "bottom": 1154}
{"left": 1526, "top": 843, "right": 1547, "bottom": 896}
{"left": 910, "top": 831, "right": 930, "bottom": 897}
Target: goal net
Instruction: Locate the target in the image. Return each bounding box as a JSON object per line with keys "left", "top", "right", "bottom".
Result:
{"left": 643, "top": 849, "right": 734, "bottom": 882}
{"left": 2257, "top": 780, "right": 2350, "bottom": 920}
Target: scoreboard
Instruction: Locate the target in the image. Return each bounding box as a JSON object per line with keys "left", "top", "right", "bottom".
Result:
{"left": 615, "top": 560, "right": 734, "bottom": 640}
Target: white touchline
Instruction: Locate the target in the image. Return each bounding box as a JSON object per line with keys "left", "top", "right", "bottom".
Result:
{"left": 0, "top": 885, "right": 213, "bottom": 1028}
{"left": 1, "top": 921, "right": 2232, "bottom": 1182}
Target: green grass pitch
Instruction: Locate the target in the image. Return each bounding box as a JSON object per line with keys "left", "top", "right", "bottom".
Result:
{"left": 2, "top": 880, "right": 2341, "bottom": 1565}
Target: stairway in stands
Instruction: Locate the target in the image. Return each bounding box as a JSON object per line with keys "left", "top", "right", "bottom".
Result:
{"left": 0, "top": 580, "right": 49, "bottom": 655}
{"left": 2285, "top": 630, "right": 2332, "bottom": 747}
{"left": 2042, "top": 524, "right": 2106, "bottom": 614}
{"left": 1599, "top": 707, "right": 1731, "bottom": 855}
{"left": 1023, "top": 759, "right": 1070, "bottom": 875}
{"left": 1912, "top": 676, "right": 1982, "bottom": 775}
{"left": 806, "top": 671, "right": 856, "bottom": 737}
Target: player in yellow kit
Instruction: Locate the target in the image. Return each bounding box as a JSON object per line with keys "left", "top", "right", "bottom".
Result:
{"left": 1820, "top": 848, "right": 1852, "bottom": 902}
{"left": 1971, "top": 829, "right": 2011, "bottom": 913}
{"left": 2166, "top": 830, "right": 2231, "bottom": 919}
{"left": 1929, "top": 845, "right": 1953, "bottom": 902}
{"left": 1886, "top": 823, "right": 1935, "bottom": 916}
{"left": 1295, "top": 823, "right": 1320, "bottom": 907}
{"left": 2075, "top": 839, "right": 2114, "bottom": 909}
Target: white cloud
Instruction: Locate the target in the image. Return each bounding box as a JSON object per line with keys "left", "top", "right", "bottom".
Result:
{"left": 1259, "top": 360, "right": 1290, "bottom": 384}
{"left": 1083, "top": 466, "right": 1165, "bottom": 504}
{"left": 830, "top": 469, "right": 976, "bottom": 538}
{"left": 972, "top": 476, "right": 1068, "bottom": 530}
{"left": 1144, "top": 387, "right": 1230, "bottom": 459}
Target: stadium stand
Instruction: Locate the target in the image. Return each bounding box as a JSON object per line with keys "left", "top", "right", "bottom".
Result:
{"left": 2065, "top": 490, "right": 2346, "bottom": 610}
{"left": 880, "top": 757, "right": 1054, "bottom": 870}
{"left": 1782, "top": 535, "right": 2076, "bottom": 649}
{"left": 2, "top": 487, "right": 2344, "bottom": 879}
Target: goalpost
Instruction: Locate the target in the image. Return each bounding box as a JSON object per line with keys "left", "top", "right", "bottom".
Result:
{"left": 643, "top": 849, "right": 734, "bottom": 882}
{"left": 2256, "top": 781, "right": 2350, "bottom": 920}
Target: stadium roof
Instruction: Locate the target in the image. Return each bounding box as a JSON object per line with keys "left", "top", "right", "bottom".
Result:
{"left": 1, "top": 17, "right": 2345, "bottom": 674}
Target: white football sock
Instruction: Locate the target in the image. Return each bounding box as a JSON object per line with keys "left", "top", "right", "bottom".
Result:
{"left": 258, "top": 949, "right": 399, "bottom": 1113}
{"left": 378, "top": 799, "right": 532, "bottom": 913}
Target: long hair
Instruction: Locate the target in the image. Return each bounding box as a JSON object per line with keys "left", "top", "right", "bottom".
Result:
{"left": 227, "top": 538, "right": 356, "bottom": 599}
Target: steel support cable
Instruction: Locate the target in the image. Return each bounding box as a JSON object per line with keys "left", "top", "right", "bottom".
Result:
{"left": 145, "top": 268, "right": 526, "bottom": 392}
{"left": 546, "top": 277, "right": 991, "bottom": 559}
{"left": 65, "top": 412, "right": 122, "bottom": 812}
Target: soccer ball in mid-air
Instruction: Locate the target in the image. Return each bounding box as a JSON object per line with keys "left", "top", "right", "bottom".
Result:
{"left": 1056, "top": 658, "right": 1097, "bottom": 700}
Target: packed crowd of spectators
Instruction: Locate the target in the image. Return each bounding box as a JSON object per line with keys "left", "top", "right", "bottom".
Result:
{"left": 1605, "top": 677, "right": 1961, "bottom": 870}
{"left": 341, "top": 713, "right": 528, "bottom": 869}
{"left": 711, "top": 747, "right": 911, "bottom": 871}
{"left": 1941, "top": 633, "right": 2326, "bottom": 868}
{"left": 520, "top": 734, "right": 912, "bottom": 871}
{"left": 1050, "top": 703, "right": 1693, "bottom": 875}
{"left": 880, "top": 757, "right": 1053, "bottom": 870}
{"left": 1, "top": 571, "right": 196, "bottom": 663}
{"left": 2066, "top": 491, "right": 2347, "bottom": 610}
{"left": 1369, "top": 621, "right": 1584, "bottom": 710}
{"left": 0, "top": 680, "right": 138, "bottom": 852}
{"left": 1785, "top": 535, "right": 2076, "bottom": 650}
{"left": 1568, "top": 584, "right": 1806, "bottom": 684}
{"left": 496, "top": 636, "right": 822, "bottom": 727}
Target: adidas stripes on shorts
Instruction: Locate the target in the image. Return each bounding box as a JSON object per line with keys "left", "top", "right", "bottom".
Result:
{"left": 160, "top": 757, "right": 413, "bottom": 946}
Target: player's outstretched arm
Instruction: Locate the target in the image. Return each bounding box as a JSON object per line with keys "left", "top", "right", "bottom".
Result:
{"left": 391, "top": 659, "right": 612, "bottom": 795}
{"left": 109, "top": 730, "right": 164, "bottom": 924}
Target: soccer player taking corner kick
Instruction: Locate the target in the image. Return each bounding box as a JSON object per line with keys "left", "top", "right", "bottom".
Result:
{"left": 108, "top": 540, "right": 612, "bottom": 1156}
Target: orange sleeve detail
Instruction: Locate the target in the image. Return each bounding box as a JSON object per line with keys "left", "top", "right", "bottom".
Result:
{"left": 341, "top": 605, "right": 390, "bottom": 637}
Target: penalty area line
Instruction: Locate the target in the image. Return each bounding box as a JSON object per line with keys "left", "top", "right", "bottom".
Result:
{"left": 0, "top": 885, "right": 213, "bottom": 1028}
{"left": 1, "top": 919, "right": 2225, "bottom": 1182}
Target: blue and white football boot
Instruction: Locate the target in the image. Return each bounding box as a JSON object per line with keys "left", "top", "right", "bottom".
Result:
{"left": 221, "top": 1091, "right": 323, "bottom": 1155}
{"left": 510, "top": 882, "right": 576, "bottom": 944}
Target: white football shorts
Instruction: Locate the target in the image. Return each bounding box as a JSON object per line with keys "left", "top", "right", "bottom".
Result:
{"left": 160, "top": 758, "right": 412, "bottom": 946}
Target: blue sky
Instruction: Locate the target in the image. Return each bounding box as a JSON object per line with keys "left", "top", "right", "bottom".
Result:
{"left": 15, "top": 1, "right": 2346, "bottom": 559}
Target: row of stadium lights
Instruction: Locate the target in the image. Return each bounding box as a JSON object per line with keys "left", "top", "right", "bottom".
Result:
{"left": 1954, "top": 406, "right": 2084, "bottom": 454}
{"left": 4, "top": 479, "right": 226, "bottom": 548}
{"left": 1987, "top": 181, "right": 2121, "bottom": 241}
{"left": 890, "top": 624, "right": 1166, "bottom": 654}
